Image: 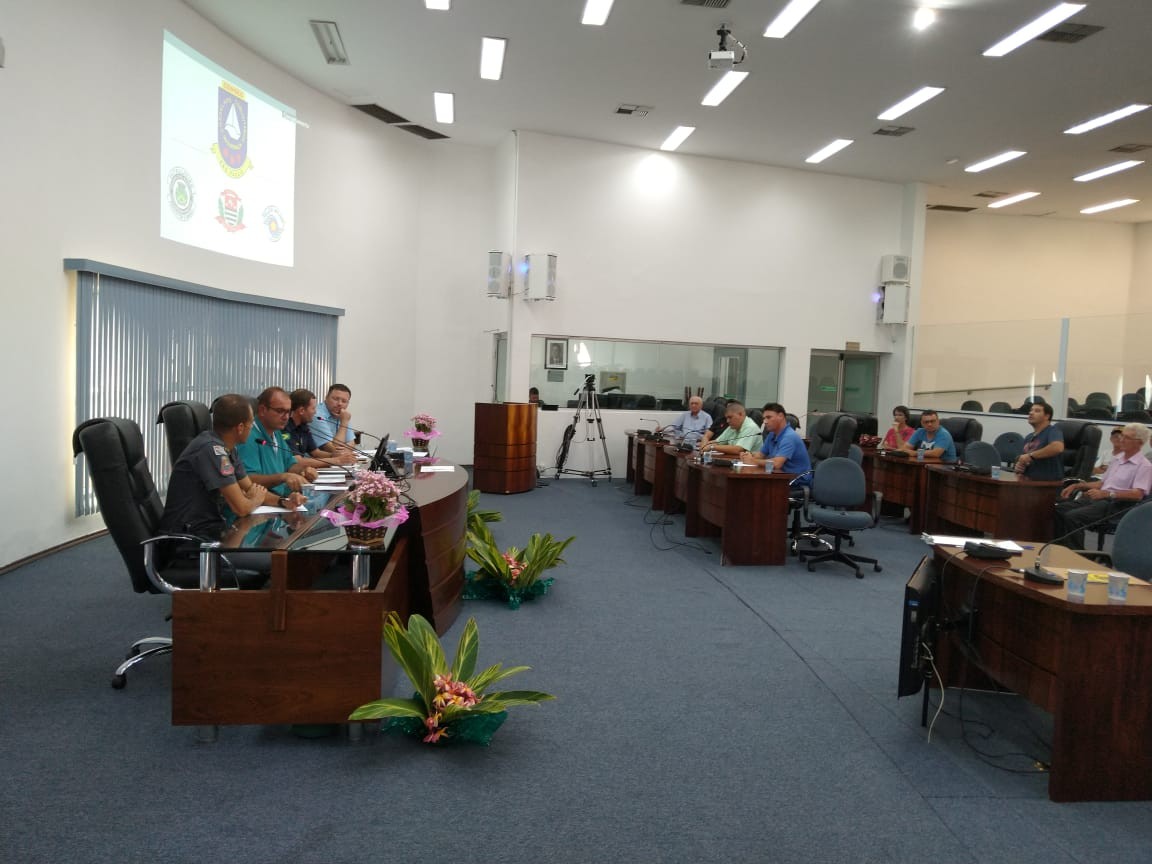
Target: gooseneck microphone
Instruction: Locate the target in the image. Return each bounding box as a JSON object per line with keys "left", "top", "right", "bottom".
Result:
{"left": 1019, "top": 505, "right": 1129, "bottom": 584}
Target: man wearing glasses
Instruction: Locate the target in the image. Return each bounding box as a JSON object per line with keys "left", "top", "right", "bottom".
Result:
{"left": 235, "top": 387, "right": 319, "bottom": 495}
{"left": 1054, "top": 423, "right": 1152, "bottom": 548}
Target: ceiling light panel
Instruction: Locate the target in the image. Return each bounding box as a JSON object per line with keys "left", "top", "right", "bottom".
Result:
{"left": 309, "top": 20, "right": 349, "bottom": 65}
{"left": 964, "top": 150, "right": 1027, "bottom": 173}
{"left": 983, "top": 3, "right": 1085, "bottom": 57}
{"left": 988, "top": 191, "right": 1040, "bottom": 209}
{"left": 912, "top": 7, "right": 936, "bottom": 31}
{"left": 424, "top": 0, "right": 450, "bottom": 10}
{"left": 581, "top": 0, "right": 615, "bottom": 26}
{"left": 701, "top": 70, "right": 748, "bottom": 106}
{"left": 1074, "top": 160, "right": 1144, "bottom": 182}
{"left": 660, "top": 126, "right": 696, "bottom": 152}
{"left": 480, "top": 37, "right": 506, "bottom": 80}
{"left": 434, "top": 91, "right": 454, "bottom": 124}
{"left": 764, "top": 0, "right": 823, "bottom": 39}
{"left": 877, "top": 86, "right": 945, "bottom": 121}
{"left": 1080, "top": 199, "right": 1139, "bottom": 214}
{"left": 806, "top": 139, "right": 853, "bottom": 164}
{"left": 1064, "top": 104, "right": 1150, "bottom": 135}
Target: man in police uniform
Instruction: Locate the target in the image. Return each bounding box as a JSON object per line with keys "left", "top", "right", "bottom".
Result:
{"left": 160, "top": 394, "right": 306, "bottom": 540}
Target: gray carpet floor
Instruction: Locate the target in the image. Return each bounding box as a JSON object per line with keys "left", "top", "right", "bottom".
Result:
{"left": 2, "top": 478, "right": 1149, "bottom": 863}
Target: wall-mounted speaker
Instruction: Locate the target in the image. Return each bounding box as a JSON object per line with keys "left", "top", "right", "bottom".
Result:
{"left": 523, "top": 253, "right": 557, "bottom": 301}
{"left": 487, "top": 251, "right": 510, "bottom": 298}
{"left": 880, "top": 254, "right": 911, "bottom": 284}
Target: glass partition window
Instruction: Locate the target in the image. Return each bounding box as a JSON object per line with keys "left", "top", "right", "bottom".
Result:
{"left": 529, "top": 336, "right": 782, "bottom": 410}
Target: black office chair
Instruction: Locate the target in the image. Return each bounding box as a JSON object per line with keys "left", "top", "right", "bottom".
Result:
{"left": 785, "top": 413, "right": 800, "bottom": 430}
{"left": 72, "top": 417, "right": 266, "bottom": 689}
{"left": 960, "top": 400, "right": 983, "bottom": 412}
{"left": 746, "top": 407, "right": 763, "bottom": 428}
{"left": 844, "top": 412, "right": 878, "bottom": 441}
{"left": 797, "top": 458, "right": 882, "bottom": 578}
{"left": 989, "top": 401, "right": 1013, "bottom": 414}
{"left": 992, "top": 432, "right": 1024, "bottom": 467}
{"left": 156, "top": 399, "right": 211, "bottom": 466}
{"left": 1120, "top": 393, "right": 1145, "bottom": 413}
{"left": 1077, "top": 501, "right": 1152, "bottom": 581}
{"left": 940, "top": 416, "right": 982, "bottom": 462}
{"left": 1057, "top": 420, "right": 1102, "bottom": 480}
{"left": 963, "top": 440, "right": 999, "bottom": 469}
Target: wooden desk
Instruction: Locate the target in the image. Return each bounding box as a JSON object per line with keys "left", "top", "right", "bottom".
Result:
{"left": 684, "top": 461, "right": 795, "bottom": 565}
{"left": 867, "top": 451, "right": 937, "bottom": 533}
{"left": 642, "top": 438, "right": 679, "bottom": 511}
{"left": 924, "top": 465, "right": 1062, "bottom": 541}
{"left": 933, "top": 544, "right": 1152, "bottom": 801}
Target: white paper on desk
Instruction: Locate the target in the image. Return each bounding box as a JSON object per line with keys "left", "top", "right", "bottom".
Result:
{"left": 419, "top": 464, "right": 455, "bottom": 473}
{"left": 314, "top": 484, "right": 349, "bottom": 491}
{"left": 921, "top": 534, "right": 1024, "bottom": 552}
{"left": 251, "top": 504, "right": 308, "bottom": 514}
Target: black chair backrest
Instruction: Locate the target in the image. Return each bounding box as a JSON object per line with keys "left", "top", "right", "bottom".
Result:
{"left": 992, "top": 431, "right": 1024, "bottom": 465}
{"left": 960, "top": 400, "right": 983, "bottom": 411}
{"left": 619, "top": 394, "right": 640, "bottom": 410}
{"left": 989, "top": 401, "right": 1013, "bottom": 413}
{"left": 807, "top": 413, "right": 856, "bottom": 464}
{"left": 156, "top": 400, "right": 211, "bottom": 466}
{"left": 1121, "top": 393, "right": 1145, "bottom": 412}
{"left": 812, "top": 457, "right": 866, "bottom": 509}
{"left": 785, "top": 413, "right": 800, "bottom": 430}
{"left": 703, "top": 395, "right": 727, "bottom": 421}
{"left": 843, "top": 412, "right": 878, "bottom": 440}
{"left": 599, "top": 393, "right": 623, "bottom": 409}
{"left": 746, "top": 407, "right": 763, "bottom": 427}
{"left": 963, "top": 440, "right": 1000, "bottom": 469}
{"left": 941, "top": 417, "right": 982, "bottom": 461}
{"left": 1057, "top": 419, "right": 1102, "bottom": 480}
{"left": 1084, "top": 391, "right": 1113, "bottom": 408}
{"left": 72, "top": 418, "right": 165, "bottom": 594}
{"left": 634, "top": 394, "right": 656, "bottom": 409}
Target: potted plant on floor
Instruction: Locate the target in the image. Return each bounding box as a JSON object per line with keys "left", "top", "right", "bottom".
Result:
{"left": 464, "top": 522, "right": 574, "bottom": 609}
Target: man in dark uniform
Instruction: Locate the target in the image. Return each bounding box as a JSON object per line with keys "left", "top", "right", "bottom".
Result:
{"left": 285, "top": 388, "right": 356, "bottom": 467}
{"left": 160, "top": 393, "right": 306, "bottom": 540}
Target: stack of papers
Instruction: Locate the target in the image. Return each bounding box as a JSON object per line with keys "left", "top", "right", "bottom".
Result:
{"left": 921, "top": 535, "right": 1025, "bottom": 552}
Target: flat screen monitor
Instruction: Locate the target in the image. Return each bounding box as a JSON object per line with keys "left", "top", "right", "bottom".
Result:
{"left": 898, "top": 554, "right": 939, "bottom": 698}
{"left": 368, "top": 434, "right": 401, "bottom": 479}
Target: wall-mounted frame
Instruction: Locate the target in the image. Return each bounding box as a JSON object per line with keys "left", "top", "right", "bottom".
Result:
{"left": 545, "top": 337, "right": 568, "bottom": 370}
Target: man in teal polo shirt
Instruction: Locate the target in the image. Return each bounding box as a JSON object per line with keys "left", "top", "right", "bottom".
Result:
{"left": 235, "top": 387, "right": 318, "bottom": 495}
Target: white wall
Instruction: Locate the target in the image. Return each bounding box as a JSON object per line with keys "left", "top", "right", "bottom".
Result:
{"left": 0, "top": 0, "right": 495, "bottom": 568}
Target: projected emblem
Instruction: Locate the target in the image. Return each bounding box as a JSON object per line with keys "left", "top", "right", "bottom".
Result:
{"left": 166, "top": 167, "right": 196, "bottom": 221}
{"left": 262, "top": 206, "right": 286, "bottom": 242}
{"left": 215, "top": 189, "right": 246, "bottom": 233}
{"left": 211, "top": 82, "right": 253, "bottom": 179}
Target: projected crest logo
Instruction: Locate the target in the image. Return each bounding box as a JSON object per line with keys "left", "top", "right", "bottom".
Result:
{"left": 216, "top": 189, "right": 246, "bottom": 233}
{"left": 166, "top": 167, "right": 196, "bottom": 221}
{"left": 262, "top": 206, "right": 286, "bottom": 242}
{"left": 211, "top": 81, "right": 253, "bottom": 179}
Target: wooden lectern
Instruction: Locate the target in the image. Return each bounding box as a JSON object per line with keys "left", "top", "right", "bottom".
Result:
{"left": 473, "top": 402, "right": 537, "bottom": 494}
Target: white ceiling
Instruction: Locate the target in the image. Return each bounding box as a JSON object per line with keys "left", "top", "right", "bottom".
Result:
{"left": 182, "top": 0, "right": 1152, "bottom": 223}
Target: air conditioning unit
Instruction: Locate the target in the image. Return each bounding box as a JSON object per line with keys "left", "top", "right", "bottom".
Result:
{"left": 876, "top": 282, "right": 909, "bottom": 325}
{"left": 523, "top": 253, "right": 557, "bottom": 301}
{"left": 486, "top": 251, "right": 510, "bottom": 298}
{"left": 881, "top": 254, "right": 911, "bottom": 284}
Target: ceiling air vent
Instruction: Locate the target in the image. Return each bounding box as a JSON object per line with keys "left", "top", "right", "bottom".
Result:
{"left": 1036, "top": 23, "right": 1104, "bottom": 43}
{"left": 353, "top": 104, "right": 409, "bottom": 124}
{"left": 973, "top": 191, "right": 1007, "bottom": 198}
{"left": 615, "top": 104, "right": 653, "bottom": 117}
{"left": 398, "top": 124, "right": 449, "bottom": 140}
{"left": 926, "top": 205, "right": 977, "bottom": 213}
{"left": 680, "top": 0, "right": 731, "bottom": 8}
{"left": 874, "top": 125, "right": 914, "bottom": 137}
{"left": 1111, "top": 143, "right": 1152, "bottom": 154}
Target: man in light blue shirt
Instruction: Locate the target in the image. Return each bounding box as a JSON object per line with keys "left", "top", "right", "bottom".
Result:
{"left": 312, "top": 383, "right": 356, "bottom": 453}
{"left": 900, "top": 409, "right": 956, "bottom": 462}
{"left": 660, "top": 395, "right": 711, "bottom": 443}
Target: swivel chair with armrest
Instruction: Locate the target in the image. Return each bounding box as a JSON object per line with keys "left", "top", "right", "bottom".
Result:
{"left": 791, "top": 413, "right": 857, "bottom": 552}
{"left": 992, "top": 432, "right": 1024, "bottom": 467}
{"left": 72, "top": 417, "right": 267, "bottom": 689}
{"left": 1075, "top": 501, "right": 1152, "bottom": 581}
{"left": 940, "top": 416, "right": 982, "bottom": 462}
{"left": 156, "top": 399, "right": 211, "bottom": 466}
{"left": 797, "top": 457, "right": 882, "bottom": 578}
{"left": 961, "top": 440, "right": 999, "bottom": 469}
{"left": 1057, "top": 419, "right": 1102, "bottom": 480}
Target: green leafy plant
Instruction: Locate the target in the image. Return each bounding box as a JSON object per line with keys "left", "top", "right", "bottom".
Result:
{"left": 466, "top": 489, "right": 503, "bottom": 544}
{"left": 465, "top": 522, "right": 574, "bottom": 608}
{"left": 349, "top": 613, "right": 553, "bottom": 744}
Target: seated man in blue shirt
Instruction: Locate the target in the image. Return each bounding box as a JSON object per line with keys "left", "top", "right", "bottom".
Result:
{"left": 898, "top": 409, "right": 956, "bottom": 462}
{"left": 659, "top": 395, "right": 712, "bottom": 443}
{"left": 744, "top": 403, "right": 812, "bottom": 490}
{"left": 235, "top": 387, "right": 319, "bottom": 495}
{"left": 312, "top": 383, "right": 356, "bottom": 455}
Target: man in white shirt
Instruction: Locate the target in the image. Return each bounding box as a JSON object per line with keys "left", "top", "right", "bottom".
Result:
{"left": 1055, "top": 423, "right": 1152, "bottom": 548}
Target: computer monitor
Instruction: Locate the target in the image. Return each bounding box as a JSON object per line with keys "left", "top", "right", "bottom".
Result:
{"left": 897, "top": 555, "right": 940, "bottom": 698}
{"left": 368, "top": 433, "right": 400, "bottom": 479}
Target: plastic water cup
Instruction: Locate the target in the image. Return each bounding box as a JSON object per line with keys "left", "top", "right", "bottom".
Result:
{"left": 1066, "top": 569, "right": 1087, "bottom": 597}
{"left": 990, "top": 465, "right": 1001, "bottom": 480}
{"left": 916, "top": 448, "right": 925, "bottom": 462}
{"left": 764, "top": 461, "right": 774, "bottom": 474}
{"left": 1108, "top": 573, "right": 1130, "bottom": 603}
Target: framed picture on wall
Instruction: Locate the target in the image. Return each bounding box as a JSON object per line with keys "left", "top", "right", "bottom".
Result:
{"left": 545, "top": 338, "right": 568, "bottom": 370}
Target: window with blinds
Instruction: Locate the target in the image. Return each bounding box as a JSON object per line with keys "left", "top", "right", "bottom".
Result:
{"left": 71, "top": 261, "right": 342, "bottom": 516}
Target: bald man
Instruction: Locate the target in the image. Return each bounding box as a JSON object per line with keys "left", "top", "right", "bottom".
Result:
{"left": 660, "top": 396, "right": 712, "bottom": 443}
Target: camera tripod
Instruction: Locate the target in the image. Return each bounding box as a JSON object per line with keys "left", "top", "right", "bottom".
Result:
{"left": 555, "top": 376, "right": 612, "bottom": 485}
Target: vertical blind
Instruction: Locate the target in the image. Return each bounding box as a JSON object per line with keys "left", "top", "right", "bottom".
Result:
{"left": 75, "top": 270, "right": 339, "bottom": 516}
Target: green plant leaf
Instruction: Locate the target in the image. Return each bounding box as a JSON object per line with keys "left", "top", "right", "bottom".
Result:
{"left": 451, "top": 617, "right": 479, "bottom": 682}
{"left": 406, "top": 613, "right": 447, "bottom": 676}
{"left": 348, "top": 697, "right": 425, "bottom": 720}
{"left": 485, "top": 689, "right": 555, "bottom": 706}
{"left": 469, "top": 663, "right": 532, "bottom": 694}
{"left": 383, "top": 613, "right": 433, "bottom": 710}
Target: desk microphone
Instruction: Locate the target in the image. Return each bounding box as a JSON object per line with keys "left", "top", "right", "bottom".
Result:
{"left": 638, "top": 417, "right": 662, "bottom": 433}
{"left": 1018, "top": 506, "right": 1127, "bottom": 585}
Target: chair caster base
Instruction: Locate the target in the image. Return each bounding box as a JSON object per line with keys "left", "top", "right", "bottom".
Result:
{"left": 111, "top": 674, "right": 126, "bottom": 690}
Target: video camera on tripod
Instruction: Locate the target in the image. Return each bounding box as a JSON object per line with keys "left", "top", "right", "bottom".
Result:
{"left": 574, "top": 373, "right": 596, "bottom": 395}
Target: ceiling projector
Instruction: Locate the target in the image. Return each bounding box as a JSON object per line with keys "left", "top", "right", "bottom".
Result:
{"left": 708, "top": 50, "right": 736, "bottom": 70}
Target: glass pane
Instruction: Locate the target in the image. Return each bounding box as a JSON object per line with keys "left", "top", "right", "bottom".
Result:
{"left": 808, "top": 353, "right": 840, "bottom": 414}
{"left": 842, "top": 355, "right": 877, "bottom": 414}
{"left": 494, "top": 333, "right": 507, "bottom": 403}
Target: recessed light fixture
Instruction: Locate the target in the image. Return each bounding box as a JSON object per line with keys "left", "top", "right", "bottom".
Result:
{"left": 434, "top": 91, "right": 454, "bottom": 124}
{"left": 1080, "top": 198, "right": 1139, "bottom": 214}
{"left": 660, "top": 126, "right": 695, "bottom": 152}
{"left": 983, "top": 3, "right": 1085, "bottom": 57}
{"left": 988, "top": 191, "right": 1040, "bottom": 209}
{"left": 701, "top": 70, "right": 749, "bottom": 107}
{"left": 309, "top": 20, "right": 349, "bottom": 65}
{"left": 581, "top": 0, "right": 615, "bottom": 26}
{"left": 480, "top": 37, "right": 507, "bottom": 80}
{"left": 806, "top": 139, "right": 853, "bottom": 164}
{"left": 424, "top": 0, "right": 450, "bottom": 10}
{"left": 877, "top": 86, "right": 945, "bottom": 121}
{"left": 1074, "top": 160, "right": 1144, "bottom": 182}
{"left": 1064, "top": 104, "right": 1151, "bottom": 135}
{"left": 964, "top": 150, "right": 1027, "bottom": 173}
{"left": 764, "top": 0, "right": 823, "bottom": 39}
{"left": 912, "top": 7, "right": 936, "bottom": 31}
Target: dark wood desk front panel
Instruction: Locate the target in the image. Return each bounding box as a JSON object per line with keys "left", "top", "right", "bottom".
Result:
{"left": 687, "top": 463, "right": 793, "bottom": 565}
{"left": 925, "top": 466, "right": 1062, "bottom": 541}
{"left": 867, "top": 453, "right": 935, "bottom": 533}
{"left": 933, "top": 545, "right": 1152, "bottom": 802}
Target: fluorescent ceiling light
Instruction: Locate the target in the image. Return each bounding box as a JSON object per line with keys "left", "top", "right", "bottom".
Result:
{"left": 877, "top": 86, "right": 945, "bottom": 121}
{"left": 660, "top": 126, "right": 696, "bottom": 152}
{"left": 480, "top": 37, "right": 506, "bottom": 80}
{"left": 1064, "top": 104, "right": 1150, "bottom": 135}
{"left": 309, "top": 20, "right": 349, "bottom": 65}
{"left": 424, "top": 0, "right": 450, "bottom": 10}
{"left": 581, "top": 0, "right": 615, "bottom": 26}
{"left": 701, "top": 70, "right": 749, "bottom": 107}
{"left": 912, "top": 7, "right": 936, "bottom": 31}
{"left": 988, "top": 191, "right": 1040, "bottom": 209}
{"left": 434, "top": 91, "right": 454, "bottom": 124}
{"left": 1074, "top": 160, "right": 1145, "bottom": 182}
{"left": 1080, "top": 198, "right": 1139, "bottom": 214}
{"left": 764, "top": 0, "right": 823, "bottom": 39}
{"left": 806, "top": 139, "right": 854, "bottom": 164}
{"left": 964, "top": 150, "right": 1027, "bottom": 173}
{"left": 983, "top": 3, "right": 1085, "bottom": 57}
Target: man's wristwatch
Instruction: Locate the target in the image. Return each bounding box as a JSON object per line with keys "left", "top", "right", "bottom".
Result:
{"left": 1109, "top": 491, "right": 1116, "bottom": 501}
{"left": 277, "top": 496, "right": 288, "bottom": 508}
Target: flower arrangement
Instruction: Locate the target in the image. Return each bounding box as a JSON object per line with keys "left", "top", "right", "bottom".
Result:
{"left": 464, "top": 522, "right": 574, "bottom": 609}
{"left": 321, "top": 469, "right": 408, "bottom": 544}
{"left": 405, "top": 412, "right": 442, "bottom": 443}
{"left": 349, "top": 613, "right": 553, "bottom": 745}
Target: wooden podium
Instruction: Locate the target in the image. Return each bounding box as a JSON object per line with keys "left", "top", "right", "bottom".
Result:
{"left": 473, "top": 402, "right": 537, "bottom": 494}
